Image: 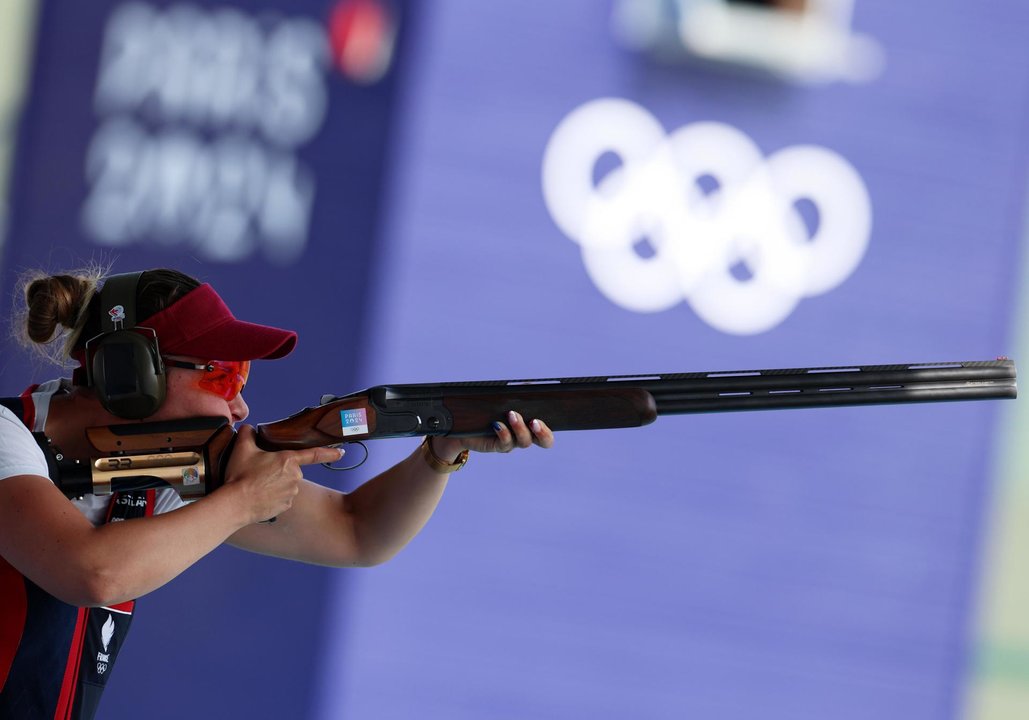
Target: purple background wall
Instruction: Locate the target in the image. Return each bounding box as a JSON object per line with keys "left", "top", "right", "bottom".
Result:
{"left": 1, "top": 1, "right": 1027, "bottom": 719}
{"left": 313, "top": 2, "right": 1028, "bottom": 719}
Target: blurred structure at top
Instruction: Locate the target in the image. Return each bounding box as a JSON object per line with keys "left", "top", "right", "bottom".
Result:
{"left": 611, "top": 0, "right": 885, "bottom": 84}
{"left": 0, "top": 0, "right": 38, "bottom": 250}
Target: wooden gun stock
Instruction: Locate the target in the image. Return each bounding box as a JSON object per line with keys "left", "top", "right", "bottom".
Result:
{"left": 50, "top": 417, "right": 236, "bottom": 499}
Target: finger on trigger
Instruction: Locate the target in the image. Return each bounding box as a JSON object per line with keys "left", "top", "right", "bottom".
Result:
{"left": 297, "top": 445, "right": 346, "bottom": 466}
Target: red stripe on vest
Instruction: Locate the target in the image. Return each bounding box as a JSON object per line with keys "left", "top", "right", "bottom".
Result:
{"left": 19, "top": 385, "right": 38, "bottom": 430}
{"left": 105, "top": 600, "right": 135, "bottom": 614}
{"left": 52, "top": 607, "right": 88, "bottom": 720}
{"left": 0, "top": 558, "right": 27, "bottom": 691}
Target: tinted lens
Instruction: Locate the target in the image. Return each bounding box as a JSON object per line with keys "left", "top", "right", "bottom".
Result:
{"left": 197, "top": 360, "right": 251, "bottom": 400}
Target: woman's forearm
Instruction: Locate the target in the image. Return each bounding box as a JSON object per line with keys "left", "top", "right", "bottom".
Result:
{"left": 0, "top": 476, "right": 254, "bottom": 607}
{"left": 342, "top": 443, "right": 452, "bottom": 566}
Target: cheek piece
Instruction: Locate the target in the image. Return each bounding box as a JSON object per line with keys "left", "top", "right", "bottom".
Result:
{"left": 164, "top": 359, "right": 251, "bottom": 401}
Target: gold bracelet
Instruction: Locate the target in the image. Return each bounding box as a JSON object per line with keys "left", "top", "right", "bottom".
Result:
{"left": 421, "top": 437, "right": 469, "bottom": 474}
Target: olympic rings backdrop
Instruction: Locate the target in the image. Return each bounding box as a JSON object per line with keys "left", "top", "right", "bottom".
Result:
{"left": 2, "top": 2, "right": 1029, "bottom": 719}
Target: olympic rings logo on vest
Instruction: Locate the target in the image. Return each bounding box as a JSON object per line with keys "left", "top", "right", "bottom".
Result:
{"left": 541, "top": 98, "right": 872, "bottom": 335}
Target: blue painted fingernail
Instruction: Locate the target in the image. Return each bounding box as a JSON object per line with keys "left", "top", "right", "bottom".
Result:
{"left": 492, "top": 421, "right": 504, "bottom": 433}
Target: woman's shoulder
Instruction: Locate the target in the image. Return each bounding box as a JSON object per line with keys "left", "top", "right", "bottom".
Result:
{"left": 0, "top": 403, "right": 50, "bottom": 481}
{"left": 0, "top": 401, "right": 31, "bottom": 435}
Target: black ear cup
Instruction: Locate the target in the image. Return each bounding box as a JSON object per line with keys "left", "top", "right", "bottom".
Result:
{"left": 89, "top": 329, "right": 166, "bottom": 419}
{"left": 85, "top": 273, "right": 167, "bottom": 419}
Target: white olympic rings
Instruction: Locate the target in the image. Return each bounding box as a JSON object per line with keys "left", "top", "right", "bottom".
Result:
{"left": 541, "top": 98, "right": 872, "bottom": 334}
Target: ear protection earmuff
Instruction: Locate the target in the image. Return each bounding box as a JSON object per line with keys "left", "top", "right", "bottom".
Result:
{"left": 85, "top": 272, "right": 167, "bottom": 419}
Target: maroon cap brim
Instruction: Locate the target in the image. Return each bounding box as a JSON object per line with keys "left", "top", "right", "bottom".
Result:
{"left": 143, "top": 284, "right": 297, "bottom": 361}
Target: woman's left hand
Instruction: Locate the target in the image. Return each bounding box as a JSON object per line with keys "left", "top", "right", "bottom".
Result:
{"left": 432, "top": 411, "right": 554, "bottom": 460}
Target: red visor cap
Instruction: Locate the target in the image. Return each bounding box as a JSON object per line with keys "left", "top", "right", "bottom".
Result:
{"left": 144, "top": 283, "right": 297, "bottom": 361}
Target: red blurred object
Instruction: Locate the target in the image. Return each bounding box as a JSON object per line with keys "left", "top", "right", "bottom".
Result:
{"left": 328, "top": 0, "right": 396, "bottom": 84}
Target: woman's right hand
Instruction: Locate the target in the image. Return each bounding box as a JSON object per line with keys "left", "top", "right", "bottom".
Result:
{"left": 221, "top": 425, "right": 343, "bottom": 525}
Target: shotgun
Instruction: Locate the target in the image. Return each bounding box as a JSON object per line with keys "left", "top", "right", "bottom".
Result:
{"left": 49, "top": 358, "right": 1017, "bottom": 498}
